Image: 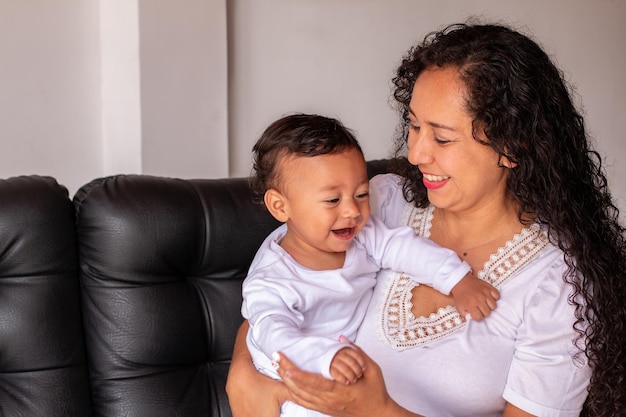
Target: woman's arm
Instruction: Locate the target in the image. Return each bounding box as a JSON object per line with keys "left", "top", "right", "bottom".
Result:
{"left": 274, "top": 349, "right": 536, "bottom": 417}
{"left": 502, "top": 403, "right": 536, "bottom": 417}
{"left": 275, "top": 344, "right": 422, "bottom": 417}
{"left": 226, "top": 321, "right": 290, "bottom": 417}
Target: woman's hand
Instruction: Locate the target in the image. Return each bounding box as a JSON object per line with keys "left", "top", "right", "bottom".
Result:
{"left": 275, "top": 342, "right": 422, "bottom": 417}
{"left": 226, "top": 321, "right": 290, "bottom": 417}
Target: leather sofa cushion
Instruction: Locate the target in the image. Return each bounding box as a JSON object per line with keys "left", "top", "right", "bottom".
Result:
{"left": 0, "top": 175, "right": 92, "bottom": 417}
{"left": 74, "top": 174, "right": 280, "bottom": 417}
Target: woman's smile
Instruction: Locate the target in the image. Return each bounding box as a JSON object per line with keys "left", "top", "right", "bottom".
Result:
{"left": 422, "top": 172, "right": 450, "bottom": 190}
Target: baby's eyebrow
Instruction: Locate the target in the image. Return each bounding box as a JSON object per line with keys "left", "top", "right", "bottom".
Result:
{"left": 317, "top": 184, "right": 340, "bottom": 192}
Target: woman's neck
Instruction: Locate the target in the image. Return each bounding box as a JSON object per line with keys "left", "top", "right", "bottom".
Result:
{"left": 429, "top": 197, "right": 525, "bottom": 266}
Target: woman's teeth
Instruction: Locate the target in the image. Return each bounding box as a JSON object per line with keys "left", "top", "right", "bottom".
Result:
{"left": 423, "top": 173, "right": 449, "bottom": 182}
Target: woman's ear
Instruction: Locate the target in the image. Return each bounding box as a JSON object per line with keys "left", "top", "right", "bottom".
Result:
{"left": 498, "top": 153, "right": 518, "bottom": 169}
{"left": 264, "top": 189, "right": 289, "bottom": 222}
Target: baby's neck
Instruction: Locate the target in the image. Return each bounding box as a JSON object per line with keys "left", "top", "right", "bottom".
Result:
{"left": 280, "top": 238, "right": 346, "bottom": 271}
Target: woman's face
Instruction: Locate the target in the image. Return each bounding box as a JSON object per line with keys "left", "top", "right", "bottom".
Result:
{"left": 406, "top": 66, "right": 511, "bottom": 214}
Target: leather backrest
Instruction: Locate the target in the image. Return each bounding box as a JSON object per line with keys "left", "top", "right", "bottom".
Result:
{"left": 74, "top": 175, "right": 280, "bottom": 417}
{"left": 73, "top": 160, "right": 391, "bottom": 417}
{"left": 0, "top": 175, "right": 92, "bottom": 417}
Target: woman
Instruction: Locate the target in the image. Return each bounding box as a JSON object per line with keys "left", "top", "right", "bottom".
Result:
{"left": 226, "top": 22, "right": 626, "bottom": 416}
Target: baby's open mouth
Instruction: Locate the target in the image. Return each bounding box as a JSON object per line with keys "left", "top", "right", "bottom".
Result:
{"left": 332, "top": 227, "right": 354, "bottom": 238}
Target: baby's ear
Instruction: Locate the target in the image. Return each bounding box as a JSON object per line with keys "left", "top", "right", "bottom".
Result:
{"left": 264, "top": 188, "right": 289, "bottom": 222}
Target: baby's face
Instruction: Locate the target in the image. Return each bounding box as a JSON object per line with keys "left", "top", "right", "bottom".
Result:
{"left": 278, "top": 147, "right": 370, "bottom": 259}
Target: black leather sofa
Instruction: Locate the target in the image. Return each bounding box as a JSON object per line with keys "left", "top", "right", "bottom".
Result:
{"left": 0, "top": 176, "right": 92, "bottom": 417}
{"left": 0, "top": 160, "right": 390, "bottom": 417}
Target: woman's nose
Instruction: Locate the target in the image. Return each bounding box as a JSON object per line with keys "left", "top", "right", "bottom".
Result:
{"left": 407, "top": 132, "right": 431, "bottom": 166}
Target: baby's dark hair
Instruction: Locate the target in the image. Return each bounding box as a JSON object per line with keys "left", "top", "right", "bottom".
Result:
{"left": 250, "top": 113, "right": 362, "bottom": 205}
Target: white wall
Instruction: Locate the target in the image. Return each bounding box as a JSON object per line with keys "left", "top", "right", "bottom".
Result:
{"left": 139, "top": 0, "right": 228, "bottom": 180}
{"left": 228, "top": 0, "right": 626, "bottom": 220}
{"left": 0, "top": 1, "right": 103, "bottom": 195}
{"left": 0, "top": 0, "right": 228, "bottom": 196}
{"left": 100, "top": 0, "right": 142, "bottom": 176}
{"left": 1, "top": 0, "right": 625, "bottom": 220}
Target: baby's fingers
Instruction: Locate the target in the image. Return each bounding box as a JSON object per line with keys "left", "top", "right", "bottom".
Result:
{"left": 338, "top": 338, "right": 367, "bottom": 369}
{"left": 467, "top": 306, "right": 488, "bottom": 321}
{"left": 329, "top": 362, "right": 360, "bottom": 385}
{"left": 331, "top": 347, "right": 366, "bottom": 384}
{"left": 490, "top": 287, "right": 501, "bottom": 300}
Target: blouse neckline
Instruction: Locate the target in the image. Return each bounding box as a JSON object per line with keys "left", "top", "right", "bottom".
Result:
{"left": 378, "top": 205, "right": 549, "bottom": 350}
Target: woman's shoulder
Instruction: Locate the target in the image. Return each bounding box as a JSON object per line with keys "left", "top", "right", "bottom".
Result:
{"left": 369, "top": 174, "right": 414, "bottom": 228}
{"left": 497, "top": 226, "right": 573, "bottom": 299}
{"left": 370, "top": 172, "right": 404, "bottom": 189}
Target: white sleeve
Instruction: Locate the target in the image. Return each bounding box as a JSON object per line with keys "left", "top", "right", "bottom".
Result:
{"left": 242, "top": 269, "right": 347, "bottom": 379}
{"left": 503, "top": 261, "right": 591, "bottom": 416}
{"left": 358, "top": 215, "right": 470, "bottom": 295}
{"left": 369, "top": 174, "right": 407, "bottom": 228}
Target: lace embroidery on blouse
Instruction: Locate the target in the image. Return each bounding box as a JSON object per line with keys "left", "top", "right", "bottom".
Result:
{"left": 378, "top": 205, "right": 550, "bottom": 351}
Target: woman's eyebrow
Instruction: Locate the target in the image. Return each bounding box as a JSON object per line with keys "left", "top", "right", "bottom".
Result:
{"left": 409, "top": 108, "right": 458, "bottom": 132}
{"left": 428, "top": 121, "right": 457, "bottom": 131}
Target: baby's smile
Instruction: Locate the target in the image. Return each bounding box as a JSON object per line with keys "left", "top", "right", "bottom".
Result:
{"left": 332, "top": 227, "right": 356, "bottom": 240}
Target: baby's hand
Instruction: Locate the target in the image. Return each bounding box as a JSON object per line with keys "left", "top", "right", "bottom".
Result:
{"left": 450, "top": 273, "right": 499, "bottom": 321}
{"left": 329, "top": 344, "right": 366, "bottom": 385}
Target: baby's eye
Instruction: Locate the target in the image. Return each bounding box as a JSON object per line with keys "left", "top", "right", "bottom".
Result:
{"left": 356, "top": 191, "right": 369, "bottom": 200}
{"left": 325, "top": 198, "right": 340, "bottom": 204}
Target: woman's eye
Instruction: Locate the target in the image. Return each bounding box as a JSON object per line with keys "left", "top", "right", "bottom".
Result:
{"left": 434, "top": 137, "right": 451, "bottom": 145}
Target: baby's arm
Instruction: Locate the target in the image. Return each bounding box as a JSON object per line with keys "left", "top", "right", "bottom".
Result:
{"left": 450, "top": 272, "right": 499, "bottom": 320}
{"left": 243, "top": 264, "right": 359, "bottom": 378}
{"left": 361, "top": 216, "right": 472, "bottom": 295}
{"left": 329, "top": 340, "right": 366, "bottom": 385}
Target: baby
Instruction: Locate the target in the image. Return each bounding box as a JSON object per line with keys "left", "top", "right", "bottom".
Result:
{"left": 241, "top": 114, "right": 499, "bottom": 417}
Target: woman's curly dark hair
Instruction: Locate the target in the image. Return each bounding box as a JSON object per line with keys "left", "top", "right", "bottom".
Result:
{"left": 390, "top": 21, "right": 626, "bottom": 416}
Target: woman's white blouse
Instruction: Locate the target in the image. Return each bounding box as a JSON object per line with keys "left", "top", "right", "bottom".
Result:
{"left": 355, "top": 174, "right": 591, "bottom": 417}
